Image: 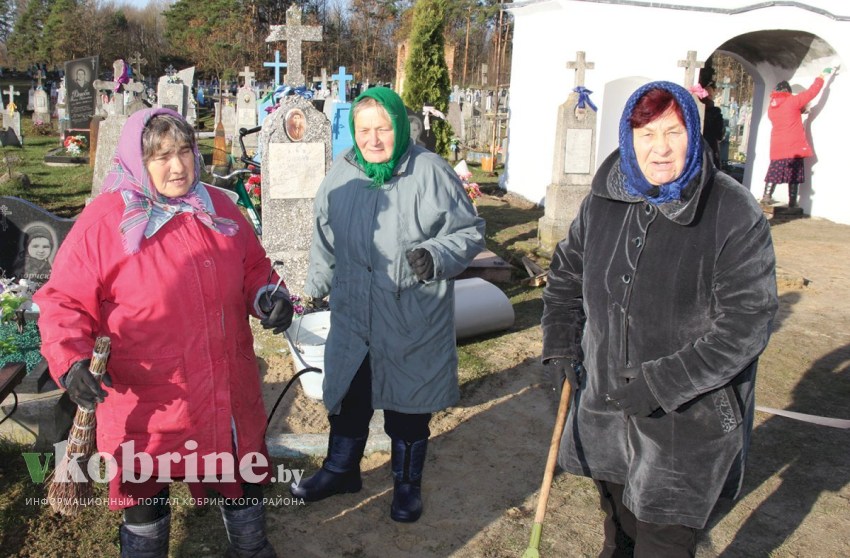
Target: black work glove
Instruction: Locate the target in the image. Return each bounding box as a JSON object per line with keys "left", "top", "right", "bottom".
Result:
{"left": 259, "top": 289, "right": 295, "bottom": 334}
{"left": 406, "top": 248, "right": 435, "bottom": 282}
{"left": 545, "top": 358, "right": 581, "bottom": 399}
{"left": 603, "top": 367, "right": 661, "bottom": 417}
{"left": 62, "top": 359, "right": 110, "bottom": 411}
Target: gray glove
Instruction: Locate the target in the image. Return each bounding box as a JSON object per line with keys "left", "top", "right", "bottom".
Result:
{"left": 546, "top": 358, "right": 581, "bottom": 399}
{"left": 62, "top": 359, "right": 111, "bottom": 411}
{"left": 406, "top": 248, "right": 434, "bottom": 282}
{"left": 603, "top": 367, "right": 661, "bottom": 417}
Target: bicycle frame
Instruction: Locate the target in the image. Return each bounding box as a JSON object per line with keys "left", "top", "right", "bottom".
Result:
{"left": 211, "top": 126, "right": 263, "bottom": 236}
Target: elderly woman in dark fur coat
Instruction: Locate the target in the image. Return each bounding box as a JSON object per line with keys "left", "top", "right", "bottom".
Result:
{"left": 541, "top": 81, "right": 778, "bottom": 557}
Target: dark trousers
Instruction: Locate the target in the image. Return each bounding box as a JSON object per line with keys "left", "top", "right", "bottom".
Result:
{"left": 329, "top": 355, "right": 431, "bottom": 442}
{"left": 595, "top": 480, "right": 697, "bottom": 558}
{"left": 124, "top": 483, "right": 263, "bottom": 524}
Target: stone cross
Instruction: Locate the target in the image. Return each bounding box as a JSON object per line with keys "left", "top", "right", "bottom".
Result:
{"left": 265, "top": 5, "right": 323, "bottom": 87}
{"left": 678, "top": 50, "right": 705, "bottom": 87}
{"left": 92, "top": 76, "right": 144, "bottom": 117}
{"left": 4, "top": 84, "right": 20, "bottom": 109}
{"left": 239, "top": 66, "right": 255, "bottom": 89}
{"left": 36, "top": 69, "right": 45, "bottom": 89}
{"left": 566, "top": 51, "right": 595, "bottom": 89}
{"left": 129, "top": 52, "right": 147, "bottom": 81}
{"left": 165, "top": 65, "right": 178, "bottom": 81}
{"left": 264, "top": 50, "right": 287, "bottom": 87}
{"left": 332, "top": 66, "right": 353, "bottom": 103}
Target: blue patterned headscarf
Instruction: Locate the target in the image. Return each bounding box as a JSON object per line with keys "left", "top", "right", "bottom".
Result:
{"left": 618, "top": 81, "right": 703, "bottom": 205}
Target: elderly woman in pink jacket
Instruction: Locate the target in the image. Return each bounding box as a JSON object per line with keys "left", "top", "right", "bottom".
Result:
{"left": 35, "top": 108, "right": 292, "bottom": 558}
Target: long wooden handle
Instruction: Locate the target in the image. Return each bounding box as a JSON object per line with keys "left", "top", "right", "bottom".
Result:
{"left": 533, "top": 382, "right": 572, "bottom": 524}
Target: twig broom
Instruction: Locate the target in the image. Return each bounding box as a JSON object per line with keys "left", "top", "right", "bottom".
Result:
{"left": 46, "top": 336, "right": 111, "bottom": 516}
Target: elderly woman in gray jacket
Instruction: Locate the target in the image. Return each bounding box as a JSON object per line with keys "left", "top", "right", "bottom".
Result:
{"left": 290, "top": 87, "right": 485, "bottom": 523}
{"left": 542, "top": 81, "right": 778, "bottom": 557}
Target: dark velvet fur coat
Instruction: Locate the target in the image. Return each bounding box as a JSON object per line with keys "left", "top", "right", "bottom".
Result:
{"left": 542, "top": 148, "right": 778, "bottom": 528}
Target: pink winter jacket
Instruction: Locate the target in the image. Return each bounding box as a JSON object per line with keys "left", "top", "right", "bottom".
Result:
{"left": 767, "top": 76, "right": 824, "bottom": 161}
{"left": 35, "top": 188, "right": 275, "bottom": 480}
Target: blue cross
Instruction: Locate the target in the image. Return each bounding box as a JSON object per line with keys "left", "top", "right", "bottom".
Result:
{"left": 332, "top": 66, "right": 354, "bottom": 103}
{"left": 264, "top": 51, "right": 287, "bottom": 87}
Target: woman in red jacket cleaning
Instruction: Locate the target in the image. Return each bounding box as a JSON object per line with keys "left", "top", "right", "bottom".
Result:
{"left": 762, "top": 67, "right": 835, "bottom": 207}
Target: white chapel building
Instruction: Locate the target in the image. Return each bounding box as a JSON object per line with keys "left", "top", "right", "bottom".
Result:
{"left": 504, "top": 0, "right": 849, "bottom": 224}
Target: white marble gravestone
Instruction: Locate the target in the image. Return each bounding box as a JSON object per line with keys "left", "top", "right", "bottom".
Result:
{"left": 33, "top": 89, "right": 51, "bottom": 124}
{"left": 260, "top": 96, "right": 332, "bottom": 293}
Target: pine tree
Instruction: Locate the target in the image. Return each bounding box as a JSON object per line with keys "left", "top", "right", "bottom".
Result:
{"left": 401, "top": 0, "right": 451, "bottom": 157}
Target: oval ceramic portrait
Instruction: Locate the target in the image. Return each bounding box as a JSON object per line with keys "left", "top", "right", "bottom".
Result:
{"left": 285, "top": 108, "right": 307, "bottom": 142}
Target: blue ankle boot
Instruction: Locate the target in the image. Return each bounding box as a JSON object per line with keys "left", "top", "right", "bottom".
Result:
{"left": 119, "top": 513, "right": 171, "bottom": 558}
{"left": 220, "top": 502, "right": 277, "bottom": 557}
{"left": 290, "top": 433, "right": 368, "bottom": 502}
{"left": 390, "top": 438, "right": 428, "bottom": 523}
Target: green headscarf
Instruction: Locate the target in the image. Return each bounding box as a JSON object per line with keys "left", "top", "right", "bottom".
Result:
{"left": 349, "top": 87, "right": 411, "bottom": 188}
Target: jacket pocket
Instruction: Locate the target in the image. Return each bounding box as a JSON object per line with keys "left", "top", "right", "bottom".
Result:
{"left": 105, "top": 354, "right": 190, "bottom": 435}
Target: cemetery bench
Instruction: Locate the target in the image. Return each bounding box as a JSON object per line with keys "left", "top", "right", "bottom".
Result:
{"left": 0, "top": 362, "right": 27, "bottom": 426}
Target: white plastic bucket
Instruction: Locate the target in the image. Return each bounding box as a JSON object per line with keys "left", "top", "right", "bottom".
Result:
{"left": 284, "top": 311, "right": 329, "bottom": 400}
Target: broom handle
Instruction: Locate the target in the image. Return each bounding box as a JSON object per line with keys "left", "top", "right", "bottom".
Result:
{"left": 533, "top": 382, "right": 573, "bottom": 524}
{"left": 87, "top": 336, "right": 111, "bottom": 382}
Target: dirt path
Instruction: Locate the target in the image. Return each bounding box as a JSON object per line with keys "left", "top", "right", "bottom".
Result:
{"left": 252, "top": 216, "right": 850, "bottom": 558}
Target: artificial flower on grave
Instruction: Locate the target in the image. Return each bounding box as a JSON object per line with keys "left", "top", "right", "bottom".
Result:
{"left": 63, "top": 134, "right": 88, "bottom": 156}
{"left": 289, "top": 293, "right": 305, "bottom": 317}
{"left": 0, "top": 277, "right": 42, "bottom": 369}
{"left": 453, "top": 160, "right": 483, "bottom": 204}
{"left": 246, "top": 174, "right": 262, "bottom": 209}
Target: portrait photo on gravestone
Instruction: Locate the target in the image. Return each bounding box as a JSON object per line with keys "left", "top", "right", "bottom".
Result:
{"left": 64, "top": 56, "right": 99, "bottom": 130}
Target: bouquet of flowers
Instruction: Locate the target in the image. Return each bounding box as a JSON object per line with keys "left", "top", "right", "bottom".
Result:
{"left": 63, "top": 134, "right": 88, "bottom": 156}
{"left": 453, "top": 160, "right": 483, "bottom": 204}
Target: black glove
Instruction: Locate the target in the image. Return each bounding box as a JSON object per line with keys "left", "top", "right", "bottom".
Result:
{"left": 406, "top": 248, "right": 435, "bottom": 282}
{"left": 545, "top": 358, "right": 581, "bottom": 399}
{"left": 62, "top": 359, "right": 110, "bottom": 411}
{"left": 603, "top": 367, "right": 661, "bottom": 417}
{"left": 259, "top": 289, "right": 295, "bottom": 334}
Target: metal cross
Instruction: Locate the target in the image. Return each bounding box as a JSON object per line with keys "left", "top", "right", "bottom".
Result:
{"left": 332, "top": 66, "right": 353, "bottom": 103}
{"left": 263, "top": 50, "right": 287, "bottom": 88}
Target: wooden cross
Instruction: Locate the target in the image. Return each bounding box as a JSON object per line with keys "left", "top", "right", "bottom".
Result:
{"left": 566, "top": 51, "right": 595, "bottom": 89}
{"left": 678, "top": 51, "right": 705, "bottom": 87}
{"left": 129, "top": 51, "right": 147, "bottom": 81}
{"left": 4, "top": 84, "right": 20, "bottom": 108}
{"left": 263, "top": 50, "right": 287, "bottom": 87}
{"left": 332, "top": 66, "right": 353, "bottom": 103}
{"left": 239, "top": 66, "right": 255, "bottom": 89}
{"left": 265, "top": 4, "right": 323, "bottom": 87}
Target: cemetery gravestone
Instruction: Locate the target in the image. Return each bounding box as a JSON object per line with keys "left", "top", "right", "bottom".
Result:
{"left": 0, "top": 197, "right": 75, "bottom": 287}
{"left": 33, "top": 82, "right": 51, "bottom": 125}
{"left": 538, "top": 51, "right": 598, "bottom": 254}
{"left": 329, "top": 67, "right": 354, "bottom": 159}
{"left": 260, "top": 96, "right": 332, "bottom": 293}
{"left": 234, "top": 67, "right": 258, "bottom": 158}
{"left": 3, "top": 85, "right": 22, "bottom": 146}
{"left": 65, "top": 56, "right": 99, "bottom": 130}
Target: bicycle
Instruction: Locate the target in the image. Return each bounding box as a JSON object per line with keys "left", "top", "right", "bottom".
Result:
{"left": 211, "top": 125, "right": 263, "bottom": 236}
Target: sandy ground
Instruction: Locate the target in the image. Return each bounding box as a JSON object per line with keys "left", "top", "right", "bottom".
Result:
{"left": 250, "top": 215, "right": 850, "bottom": 558}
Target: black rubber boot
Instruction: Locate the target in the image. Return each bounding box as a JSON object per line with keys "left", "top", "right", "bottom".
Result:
{"left": 221, "top": 502, "right": 277, "bottom": 557}
{"left": 789, "top": 183, "right": 799, "bottom": 208}
{"left": 119, "top": 513, "right": 171, "bottom": 558}
{"left": 290, "top": 434, "right": 368, "bottom": 502}
{"left": 390, "top": 437, "right": 428, "bottom": 523}
{"left": 761, "top": 182, "right": 776, "bottom": 204}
